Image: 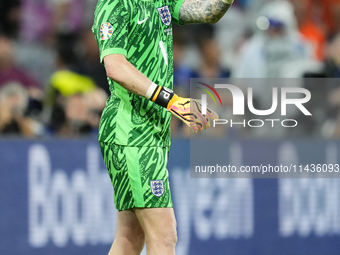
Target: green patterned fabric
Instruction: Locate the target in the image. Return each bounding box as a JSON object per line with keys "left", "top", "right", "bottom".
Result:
{"left": 100, "top": 142, "right": 173, "bottom": 211}
{"left": 93, "top": 0, "right": 185, "bottom": 147}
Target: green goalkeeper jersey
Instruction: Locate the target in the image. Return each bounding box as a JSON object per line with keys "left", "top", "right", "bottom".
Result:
{"left": 93, "top": 0, "right": 185, "bottom": 147}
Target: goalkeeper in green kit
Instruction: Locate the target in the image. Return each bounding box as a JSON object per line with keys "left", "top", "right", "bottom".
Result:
{"left": 93, "top": 0, "right": 233, "bottom": 253}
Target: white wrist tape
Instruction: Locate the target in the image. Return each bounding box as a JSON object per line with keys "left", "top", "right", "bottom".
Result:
{"left": 145, "top": 82, "right": 158, "bottom": 99}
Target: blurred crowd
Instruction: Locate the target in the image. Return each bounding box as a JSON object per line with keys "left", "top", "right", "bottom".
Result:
{"left": 1, "top": 0, "right": 340, "bottom": 139}
{"left": 0, "top": 0, "right": 107, "bottom": 137}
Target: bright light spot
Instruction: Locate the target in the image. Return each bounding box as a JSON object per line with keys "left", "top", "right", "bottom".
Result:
{"left": 257, "top": 16, "right": 270, "bottom": 31}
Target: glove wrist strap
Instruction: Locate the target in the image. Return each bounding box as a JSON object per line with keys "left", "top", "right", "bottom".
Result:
{"left": 150, "top": 85, "right": 176, "bottom": 108}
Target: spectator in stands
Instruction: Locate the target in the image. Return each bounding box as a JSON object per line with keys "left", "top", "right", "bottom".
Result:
{"left": 84, "top": 88, "right": 107, "bottom": 132}
{"left": 0, "top": 36, "right": 42, "bottom": 100}
{"left": 173, "top": 25, "right": 197, "bottom": 95}
{"left": 44, "top": 35, "right": 101, "bottom": 135}
{"left": 50, "top": 0, "right": 83, "bottom": 35}
{"left": 173, "top": 25, "right": 231, "bottom": 138}
{"left": 83, "top": 0, "right": 100, "bottom": 30}
{"left": 50, "top": 88, "right": 106, "bottom": 136}
{"left": 74, "top": 29, "right": 110, "bottom": 95}
{"left": 63, "top": 88, "right": 107, "bottom": 135}
{"left": 16, "top": 0, "right": 84, "bottom": 87}
{"left": 0, "top": 35, "right": 45, "bottom": 122}
{"left": 63, "top": 94, "right": 93, "bottom": 135}
{"left": 288, "top": 0, "right": 326, "bottom": 61}
{"left": 44, "top": 34, "right": 96, "bottom": 105}
{"left": 170, "top": 26, "right": 197, "bottom": 137}
{"left": 0, "top": 82, "right": 44, "bottom": 136}
{"left": 0, "top": 0, "right": 21, "bottom": 38}
{"left": 323, "top": 33, "right": 340, "bottom": 77}
{"left": 314, "top": 34, "right": 340, "bottom": 137}
{"left": 195, "top": 25, "right": 231, "bottom": 137}
{"left": 195, "top": 24, "right": 231, "bottom": 79}
{"left": 233, "top": 1, "right": 313, "bottom": 79}
{"left": 20, "top": 0, "right": 83, "bottom": 43}
{"left": 321, "top": 0, "right": 340, "bottom": 37}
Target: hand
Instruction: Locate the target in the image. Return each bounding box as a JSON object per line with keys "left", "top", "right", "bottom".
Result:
{"left": 167, "top": 96, "right": 219, "bottom": 134}
{"left": 148, "top": 85, "right": 219, "bottom": 134}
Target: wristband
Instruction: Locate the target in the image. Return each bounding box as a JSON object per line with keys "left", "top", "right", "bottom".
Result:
{"left": 145, "top": 82, "right": 158, "bottom": 99}
{"left": 150, "top": 85, "right": 175, "bottom": 108}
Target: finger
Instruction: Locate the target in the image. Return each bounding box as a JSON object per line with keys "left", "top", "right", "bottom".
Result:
{"left": 192, "top": 101, "right": 209, "bottom": 130}
{"left": 189, "top": 122, "right": 198, "bottom": 134}
{"left": 206, "top": 107, "right": 219, "bottom": 121}
{"left": 197, "top": 113, "right": 208, "bottom": 130}
{"left": 191, "top": 116, "right": 203, "bottom": 133}
{"left": 206, "top": 117, "right": 210, "bottom": 129}
{"left": 193, "top": 100, "right": 219, "bottom": 121}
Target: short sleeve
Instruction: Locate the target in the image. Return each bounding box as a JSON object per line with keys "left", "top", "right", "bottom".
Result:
{"left": 93, "top": 0, "right": 130, "bottom": 62}
{"left": 169, "top": 0, "right": 186, "bottom": 25}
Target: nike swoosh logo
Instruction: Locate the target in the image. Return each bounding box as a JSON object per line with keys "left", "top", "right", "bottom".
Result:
{"left": 137, "top": 17, "right": 149, "bottom": 25}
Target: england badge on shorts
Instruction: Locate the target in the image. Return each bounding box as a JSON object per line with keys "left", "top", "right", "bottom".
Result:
{"left": 150, "top": 180, "right": 164, "bottom": 197}
{"left": 157, "top": 6, "right": 171, "bottom": 26}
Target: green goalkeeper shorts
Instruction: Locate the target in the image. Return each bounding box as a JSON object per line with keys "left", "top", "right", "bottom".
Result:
{"left": 99, "top": 142, "right": 173, "bottom": 211}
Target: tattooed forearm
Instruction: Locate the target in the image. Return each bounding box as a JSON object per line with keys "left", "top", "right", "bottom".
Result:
{"left": 179, "top": 0, "right": 233, "bottom": 24}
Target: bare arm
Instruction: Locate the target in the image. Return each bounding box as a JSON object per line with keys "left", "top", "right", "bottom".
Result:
{"left": 104, "top": 0, "right": 234, "bottom": 94}
{"left": 104, "top": 54, "right": 153, "bottom": 97}
{"left": 103, "top": 54, "right": 219, "bottom": 133}
{"left": 179, "top": 0, "right": 234, "bottom": 24}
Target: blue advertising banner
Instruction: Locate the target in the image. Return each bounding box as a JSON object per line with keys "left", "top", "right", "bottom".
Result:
{"left": 0, "top": 139, "right": 340, "bottom": 255}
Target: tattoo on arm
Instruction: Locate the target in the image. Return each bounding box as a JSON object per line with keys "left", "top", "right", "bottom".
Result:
{"left": 179, "top": 0, "right": 232, "bottom": 24}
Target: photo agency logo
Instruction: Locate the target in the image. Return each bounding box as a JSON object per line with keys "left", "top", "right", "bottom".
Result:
{"left": 197, "top": 83, "right": 312, "bottom": 128}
